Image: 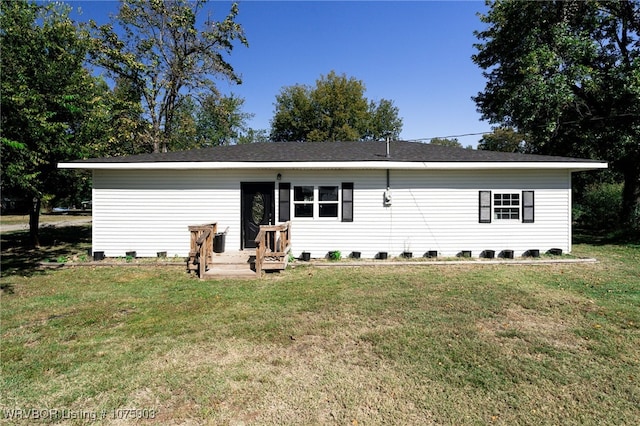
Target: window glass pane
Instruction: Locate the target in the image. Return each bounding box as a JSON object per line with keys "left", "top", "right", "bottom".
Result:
{"left": 319, "top": 203, "right": 338, "bottom": 217}
{"left": 294, "top": 186, "right": 314, "bottom": 202}
{"left": 294, "top": 204, "right": 313, "bottom": 217}
{"left": 494, "top": 208, "right": 519, "bottom": 220}
{"left": 493, "top": 193, "right": 520, "bottom": 220}
{"left": 319, "top": 186, "right": 338, "bottom": 201}
{"left": 251, "top": 193, "right": 265, "bottom": 223}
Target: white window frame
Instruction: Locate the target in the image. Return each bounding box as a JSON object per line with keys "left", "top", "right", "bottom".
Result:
{"left": 290, "top": 185, "right": 345, "bottom": 220}
{"left": 493, "top": 193, "right": 520, "bottom": 220}
{"left": 318, "top": 186, "right": 339, "bottom": 218}
{"left": 293, "top": 185, "right": 314, "bottom": 218}
{"left": 480, "top": 191, "right": 535, "bottom": 223}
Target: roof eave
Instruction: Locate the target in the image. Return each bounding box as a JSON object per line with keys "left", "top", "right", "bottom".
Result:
{"left": 58, "top": 161, "right": 608, "bottom": 171}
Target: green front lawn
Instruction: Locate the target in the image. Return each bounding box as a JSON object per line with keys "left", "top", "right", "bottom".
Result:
{"left": 1, "top": 232, "right": 638, "bottom": 424}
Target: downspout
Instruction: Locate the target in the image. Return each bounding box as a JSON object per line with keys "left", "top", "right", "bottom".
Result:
{"left": 384, "top": 137, "right": 392, "bottom": 205}
{"left": 568, "top": 171, "right": 572, "bottom": 253}
{"left": 385, "top": 138, "right": 393, "bottom": 254}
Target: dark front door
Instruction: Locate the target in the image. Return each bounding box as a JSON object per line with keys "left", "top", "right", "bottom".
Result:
{"left": 241, "top": 182, "right": 275, "bottom": 249}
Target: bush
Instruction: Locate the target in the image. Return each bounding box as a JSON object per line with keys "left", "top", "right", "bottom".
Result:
{"left": 631, "top": 203, "right": 640, "bottom": 232}
{"left": 573, "top": 182, "right": 623, "bottom": 231}
{"left": 328, "top": 250, "right": 342, "bottom": 261}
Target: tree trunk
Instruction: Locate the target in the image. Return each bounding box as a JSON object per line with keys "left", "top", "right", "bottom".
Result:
{"left": 621, "top": 165, "right": 640, "bottom": 228}
{"left": 152, "top": 122, "right": 161, "bottom": 153}
{"left": 29, "top": 197, "right": 41, "bottom": 248}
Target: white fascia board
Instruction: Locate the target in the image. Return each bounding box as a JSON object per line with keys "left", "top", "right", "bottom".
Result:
{"left": 58, "top": 160, "right": 608, "bottom": 171}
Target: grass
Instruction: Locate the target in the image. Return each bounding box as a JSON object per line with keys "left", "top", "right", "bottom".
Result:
{"left": 0, "top": 213, "right": 90, "bottom": 227}
{"left": 1, "top": 228, "right": 639, "bottom": 424}
{"left": 1, "top": 225, "right": 92, "bottom": 277}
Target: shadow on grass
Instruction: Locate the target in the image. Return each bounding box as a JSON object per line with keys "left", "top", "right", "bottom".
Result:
{"left": 573, "top": 227, "right": 640, "bottom": 247}
{"left": 1, "top": 225, "right": 91, "bottom": 278}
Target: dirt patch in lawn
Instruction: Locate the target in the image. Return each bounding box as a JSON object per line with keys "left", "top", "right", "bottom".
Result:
{"left": 131, "top": 312, "right": 429, "bottom": 425}
{"left": 477, "top": 301, "right": 591, "bottom": 355}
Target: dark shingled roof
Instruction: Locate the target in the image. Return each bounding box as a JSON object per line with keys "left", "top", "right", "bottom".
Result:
{"left": 68, "top": 141, "right": 602, "bottom": 164}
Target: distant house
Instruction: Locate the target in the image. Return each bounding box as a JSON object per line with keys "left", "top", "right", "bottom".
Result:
{"left": 59, "top": 141, "right": 607, "bottom": 259}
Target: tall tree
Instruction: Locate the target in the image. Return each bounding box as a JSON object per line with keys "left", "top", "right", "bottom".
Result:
{"left": 168, "top": 93, "right": 253, "bottom": 150}
{"left": 105, "top": 77, "right": 149, "bottom": 155}
{"left": 237, "top": 128, "right": 270, "bottom": 145}
{"left": 477, "top": 127, "right": 527, "bottom": 153}
{"left": 270, "top": 84, "right": 314, "bottom": 142}
{"left": 473, "top": 0, "right": 640, "bottom": 225}
{"left": 0, "top": 0, "right": 107, "bottom": 246}
{"left": 90, "top": 0, "right": 248, "bottom": 153}
{"left": 365, "top": 99, "right": 403, "bottom": 141}
{"left": 194, "top": 93, "right": 253, "bottom": 146}
{"left": 271, "top": 71, "right": 402, "bottom": 142}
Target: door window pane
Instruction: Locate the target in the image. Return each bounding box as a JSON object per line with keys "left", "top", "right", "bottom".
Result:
{"left": 251, "top": 192, "right": 265, "bottom": 223}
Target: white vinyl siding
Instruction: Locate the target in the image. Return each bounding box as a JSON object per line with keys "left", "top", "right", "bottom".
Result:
{"left": 92, "top": 169, "right": 270, "bottom": 257}
{"left": 91, "top": 168, "right": 572, "bottom": 258}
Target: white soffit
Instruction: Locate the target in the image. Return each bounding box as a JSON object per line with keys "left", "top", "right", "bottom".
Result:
{"left": 58, "top": 161, "right": 608, "bottom": 171}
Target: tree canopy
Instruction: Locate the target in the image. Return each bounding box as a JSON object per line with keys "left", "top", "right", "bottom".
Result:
{"left": 477, "top": 127, "right": 527, "bottom": 153}
{"left": 270, "top": 71, "right": 403, "bottom": 142}
{"left": 90, "top": 0, "right": 248, "bottom": 153}
{"left": 473, "top": 0, "right": 640, "bottom": 225}
{"left": 169, "top": 93, "right": 253, "bottom": 150}
{"left": 0, "top": 0, "right": 109, "bottom": 245}
{"left": 429, "top": 137, "right": 462, "bottom": 148}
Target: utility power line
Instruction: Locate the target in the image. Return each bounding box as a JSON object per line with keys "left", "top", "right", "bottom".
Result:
{"left": 406, "top": 132, "right": 490, "bottom": 143}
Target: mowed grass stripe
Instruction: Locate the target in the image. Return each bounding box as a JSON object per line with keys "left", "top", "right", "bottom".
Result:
{"left": 1, "top": 244, "right": 639, "bottom": 424}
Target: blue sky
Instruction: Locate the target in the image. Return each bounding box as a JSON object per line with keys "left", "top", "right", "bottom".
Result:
{"left": 71, "top": 1, "right": 492, "bottom": 147}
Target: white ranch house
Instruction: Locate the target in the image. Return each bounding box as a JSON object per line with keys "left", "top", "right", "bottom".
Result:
{"left": 59, "top": 141, "right": 607, "bottom": 260}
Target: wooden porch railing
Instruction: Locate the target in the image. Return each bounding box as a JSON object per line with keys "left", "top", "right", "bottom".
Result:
{"left": 254, "top": 221, "right": 291, "bottom": 276}
{"left": 187, "top": 223, "right": 217, "bottom": 278}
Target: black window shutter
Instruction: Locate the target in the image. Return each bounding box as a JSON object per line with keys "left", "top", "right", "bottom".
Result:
{"left": 342, "top": 183, "right": 354, "bottom": 222}
{"left": 279, "top": 183, "right": 290, "bottom": 222}
{"left": 479, "top": 191, "right": 491, "bottom": 223}
{"left": 522, "top": 191, "right": 534, "bottom": 223}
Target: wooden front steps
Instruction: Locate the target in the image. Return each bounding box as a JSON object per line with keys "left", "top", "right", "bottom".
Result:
{"left": 200, "top": 249, "right": 290, "bottom": 279}
{"left": 188, "top": 221, "right": 292, "bottom": 279}
{"left": 202, "top": 250, "right": 257, "bottom": 280}
{"left": 254, "top": 221, "right": 291, "bottom": 275}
